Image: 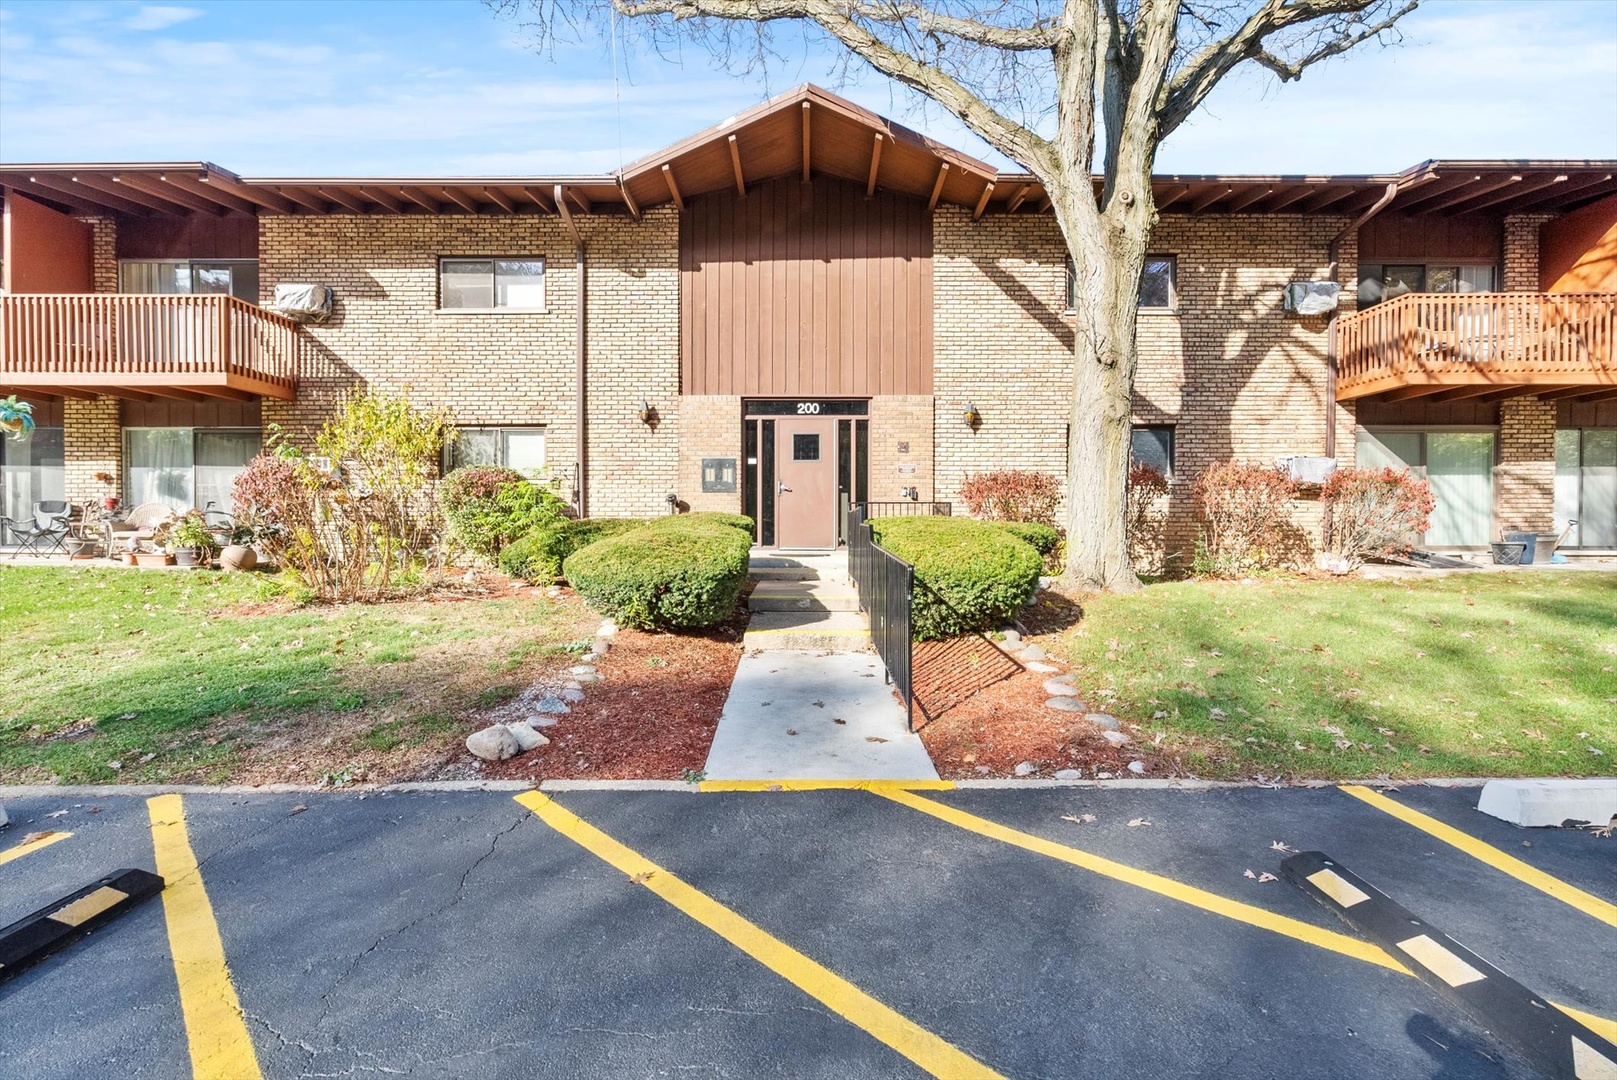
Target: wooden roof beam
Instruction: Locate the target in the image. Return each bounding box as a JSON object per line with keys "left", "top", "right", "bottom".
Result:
{"left": 801, "top": 101, "right": 812, "bottom": 183}
{"left": 53, "top": 387, "right": 109, "bottom": 399}
{"left": 1510, "top": 172, "right": 1615, "bottom": 211}
{"left": 275, "top": 186, "right": 331, "bottom": 213}
{"left": 618, "top": 180, "right": 641, "bottom": 221}
{"left": 522, "top": 186, "right": 557, "bottom": 213}
{"left": 481, "top": 186, "right": 517, "bottom": 214}
{"left": 1536, "top": 384, "right": 1617, "bottom": 401}
{"left": 1408, "top": 174, "right": 1521, "bottom": 214}
{"left": 27, "top": 173, "right": 168, "bottom": 216}
{"left": 2, "top": 179, "right": 111, "bottom": 216}
{"left": 1259, "top": 185, "right": 1317, "bottom": 213}
{"left": 1444, "top": 173, "right": 1566, "bottom": 215}
{"left": 397, "top": 187, "right": 443, "bottom": 213}
{"left": 1005, "top": 183, "right": 1033, "bottom": 214}
{"left": 555, "top": 184, "right": 580, "bottom": 246}
{"left": 317, "top": 186, "right": 371, "bottom": 214}
{"left": 566, "top": 188, "right": 592, "bottom": 214}
{"left": 438, "top": 186, "right": 481, "bottom": 214}
{"left": 201, "top": 174, "right": 297, "bottom": 215}
{"left": 1036, "top": 196, "right": 1052, "bottom": 214}
{"left": 132, "top": 386, "right": 208, "bottom": 402}
{"left": 1224, "top": 186, "right": 1275, "bottom": 213}
{"left": 1189, "top": 185, "right": 1235, "bottom": 213}
{"left": 728, "top": 134, "right": 746, "bottom": 198}
{"left": 928, "top": 162, "right": 951, "bottom": 211}
{"left": 1426, "top": 384, "right": 1517, "bottom": 402}
{"left": 661, "top": 165, "right": 685, "bottom": 211}
{"left": 358, "top": 186, "right": 406, "bottom": 213}
{"left": 866, "top": 134, "right": 884, "bottom": 197}
{"left": 94, "top": 387, "right": 157, "bottom": 402}
{"left": 162, "top": 171, "right": 264, "bottom": 216}
{"left": 1298, "top": 185, "right": 1358, "bottom": 213}
{"left": 121, "top": 172, "right": 230, "bottom": 215}
{"left": 1154, "top": 184, "right": 1194, "bottom": 210}
{"left": 972, "top": 181, "right": 996, "bottom": 221}
{"left": 1376, "top": 384, "right": 1452, "bottom": 402}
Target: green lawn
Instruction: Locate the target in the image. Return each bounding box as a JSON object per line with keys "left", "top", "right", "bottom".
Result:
{"left": 1051, "top": 571, "right": 1617, "bottom": 780}
{"left": 0, "top": 565, "right": 593, "bottom": 785}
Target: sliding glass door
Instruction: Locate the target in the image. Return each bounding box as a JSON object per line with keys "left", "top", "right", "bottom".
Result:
{"left": 1357, "top": 428, "right": 1496, "bottom": 547}
{"left": 1, "top": 428, "right": 66, "bottom": 532}
{"left": 1557, "top": 429, "right": 1617, "bottom": 548}
{"left": 125, "top": 428, "right": 260, "bottom": 514}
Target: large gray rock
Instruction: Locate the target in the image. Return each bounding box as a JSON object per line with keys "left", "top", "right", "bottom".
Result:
{"left": 533, "top": 695, "right": 571, "bottom": 715}
{"left": 1102, "top": 730, "right": 1131, "bottom": 747}
{"left": 592, "top": 637, "right": 613, "bottom": 655}
{"left": 1017, "top": 644, "right": 1047, "bottom": 662}
{"left": 1001, "top": 628, "right": 1022, "bottom": 645}
{"left": 1045, "top": 697, "right": 1087, "bottom": 713}
{"left": 1054, "top": 769, "right": 1082, "bottom": 780}
{"left": 570, "top": 664, "right": 598, "bottom": 676}
{"left": 530, "top": 715, "right": 560, "bottom": 728}
{"left": 1044, "top": 678, "right": 1080, "bottom": 697}
{"left": 1025, "top": 660, "right": 1060, "bottom": 673}
{"left": 559, "top": 688, "right": 586, "bottom": 703}
{"left": 466, "top": 726, "right": 520, "bottom": 761}
{"left": 1014, "top": 761, "right": 1036, "bottom": 777}
{"left": 1085, "top": 713, "right": 1121, "bottom": 731}
{"left": 505, "top": 723, "right": 550, "bottom": 752}
{"left": 1127, "top": 760, "right": 1147, "bottom": 774}
{"left": 597, "top": 620, "right": 618, "bottom": 638}
{"left": 573, "top": 672, "right": 604, "bottom": 684}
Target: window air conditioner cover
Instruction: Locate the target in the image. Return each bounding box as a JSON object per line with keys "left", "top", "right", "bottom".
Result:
{"left": 1279, "top": 456, "right": 1337, "bottom": 484}
{"left": 269, "top": 284, "right": 333, "bottom": 323}
{"left": 1284, "top": 281, "right": 1341, "bottom": 316}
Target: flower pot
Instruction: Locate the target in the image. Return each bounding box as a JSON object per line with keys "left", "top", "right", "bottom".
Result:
{"left": 65, "top": 538, "right": 99, "bottom": 560}
{"left": 220, "top": 544, "right": 258, "bottom": 572}
{"left": 133, "top": 552, "right": 175, "bottom": 568}
{"left": 119, "top": 551, "right": 137, "bottom": 566}
{"left": 173, "top": 548, "right": 198, "bottom": 568}
{"left": 0, "top": 417, "right": 24, "bottom": 435}
{"left": 102, "top": 497, "right": 121, "bottom": 512}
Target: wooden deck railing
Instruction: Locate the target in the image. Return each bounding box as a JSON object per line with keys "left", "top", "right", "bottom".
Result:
{"left": 1336, "top": 291, "right": 1615, "bottom": 399}
{"left": 1, "top": 294, "right": 299, "bottom": 396}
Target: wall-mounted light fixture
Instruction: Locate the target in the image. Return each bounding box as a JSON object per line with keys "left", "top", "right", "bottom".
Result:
{"left": 638, "top": 400, "right": 655, "bottom": 425}
{"left": 962, "top": 402, "right": 982, "bottom": 430}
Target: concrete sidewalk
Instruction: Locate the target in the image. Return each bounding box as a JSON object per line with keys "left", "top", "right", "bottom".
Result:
{"left": 702, "top": 650, "right": 939, "bottom": 780}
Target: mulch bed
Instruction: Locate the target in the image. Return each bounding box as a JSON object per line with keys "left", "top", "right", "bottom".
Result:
{"left": 480, "top": 605, "right": 746, "bottom": 782}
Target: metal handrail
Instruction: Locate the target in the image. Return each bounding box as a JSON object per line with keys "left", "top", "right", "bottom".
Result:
{"left": 848, "top": 505, "right": 916, "bottom": 731}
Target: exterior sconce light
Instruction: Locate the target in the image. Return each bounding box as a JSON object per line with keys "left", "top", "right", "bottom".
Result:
{"left": 963, "top": 402, "right": 982, "bottom": 429}
{"left": 638, "top": 400, "right": 655, "bottom": 425}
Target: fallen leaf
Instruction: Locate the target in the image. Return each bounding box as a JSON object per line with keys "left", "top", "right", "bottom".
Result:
{"left": 20, "top": 830, "right": 57, "bottom": 844}
{"left": 865, "top": 736, "right": 888, "bottom": 743}
{"left": 1127, "top": 818, "right": 1151, "bottom": 827}
{"left": 785, "top": 729, "right": 798, "bottom": 736}
{"left": 1244, "top": 868, "right": 1257, "bottom": 879}
{"left": 833, "top": 718, "right": 846, "bottom": 725}
{"left": 44, "top": 809, "right": 69, "bottom": 819}
{"left": 289, "top": 804, "right": 308, "bottom": 816}
{"left": 1270, "top": 841, "right": 1296, "bottom": 853}
{"left": 811, "top": 701, "right": 825, "bottom": 708}
{"left": 1258, "top": 872, "right": 1279, "bottom": 883}
{"left": 629, "top": 871, "right": 655, "bottom": 885}
{"left": 1061, "top": 813, "right": 1097, "bottom": 825}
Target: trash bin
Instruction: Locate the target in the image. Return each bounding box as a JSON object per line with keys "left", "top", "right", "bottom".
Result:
{"left": 1491, "top": 542, "right": 1527, "bottom": 565}
{"left": 1502, "top": 532, "right": 1537, "bottom": 565}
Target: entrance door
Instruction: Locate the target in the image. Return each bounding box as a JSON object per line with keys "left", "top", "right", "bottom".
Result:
{"left": 774, "top": 416, "right": 838, "bottom": 548}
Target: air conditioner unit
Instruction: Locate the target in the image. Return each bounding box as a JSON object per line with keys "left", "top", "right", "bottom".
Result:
{"left": 268, "top": 283, "right": 333, "bottom": 324}
{"left": 1283, "top": 281, "right": 1341, "bottom": 316}
{"left": 1278, "top": 456, "right": 1337, "bottom": 484}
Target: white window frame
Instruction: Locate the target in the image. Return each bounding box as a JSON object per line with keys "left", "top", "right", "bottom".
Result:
{"left": 444, "top": 426, "right": 548, "bottom": 478}
{"left": 436, "top": 257, "right": 547, "bottom": 313}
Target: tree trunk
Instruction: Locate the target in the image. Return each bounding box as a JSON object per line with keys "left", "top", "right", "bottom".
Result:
{"left": 1057, "top": 193, "right": 1150, "bottom": 593}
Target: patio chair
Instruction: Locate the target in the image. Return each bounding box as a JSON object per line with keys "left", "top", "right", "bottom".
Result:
{"left": 3, "top": 501, "right": 73, "bottom": 558}
{"left": 105, "top": 501, "right": 177, "bottom": 555}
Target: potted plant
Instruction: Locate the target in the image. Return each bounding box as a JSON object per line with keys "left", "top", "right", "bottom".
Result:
{"left": 0, "top": 395, "right": 35, "bottom": 441}
{"left": 94, "top": 471, "right": 120, "bottom": 513}
{"left": 165, "top": 512, "right": 221, "bottom": 569}
{"left": 219, "top": 522, "right": 259, "bottom": 572}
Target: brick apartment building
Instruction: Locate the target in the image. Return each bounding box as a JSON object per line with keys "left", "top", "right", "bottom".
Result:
{"left": 3, "top": 86, "right": 1614, "bottom": 556}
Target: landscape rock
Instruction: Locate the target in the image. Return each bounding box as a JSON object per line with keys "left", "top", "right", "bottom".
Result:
{"left": 1017, "top": 644, "right": 1047, "bottom": 662}
{"left": 466, "top": 726, "right": 520, "bottom": 761}
{"left": 1044, "top": 697, "right": 1087, "bottom": 713}
{"left": 1054, "top": 769, "right": 1082, "bottom": 780}
{"left": 570, "top": 665, "right": 598, "bottom": 676}
{"left": 532, "top": 695, "right": 571, "bottom": 715}
{"left": 530, "top": 715, "right": 560, "bottom": 728}
{"left": 505, "top": 723, "right": 550, "bottom": 752}
{"left": 573, "top": 673, "right": 604, "bottom": 684}
{"left": 1097, "top": 771, "right": 1115, "bottom": 780}
{"left": 597, "top": 620, "right": 618, "bottom": 638}
{"left": 1043, "top": 679, "right": 1080, "bottom": 697}
{"left": 1085, "top": 713, "right": 1121, "bottom": 731}
{"left": 1102, "top": 731, "right": 1131, "bottom": 747}
{"left": 1025, "top": 660, "right": 1060, "bottom": 673}
{"left": 1014, "top": 761, "right": 1036, "bottom": 777}
{"left": 592, "top": 638, "right": 612, "bottom": 655}
{"left": 559, "top": 688, "right": 586, "bottom": 702}
{"left": 1001, "top": 628, "right": 1022, "bottom": 644}
{"left": 1128, "top": 760, "right": 1147, "bottom": 774}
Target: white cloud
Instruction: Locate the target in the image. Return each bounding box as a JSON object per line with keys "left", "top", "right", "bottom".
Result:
{"left": 125, "top": 5, "right": 203, "bottom": 32}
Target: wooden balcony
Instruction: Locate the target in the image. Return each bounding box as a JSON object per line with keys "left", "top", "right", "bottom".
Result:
{"left": 1335, "top": 292, "right": 1615, "bottom": 403}
{"left": 0, "top": 294, "right": 298, "bottom": 402}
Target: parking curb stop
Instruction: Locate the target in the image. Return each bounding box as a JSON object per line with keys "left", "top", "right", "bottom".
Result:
{"left": 0, "top": 868, "right": 164, "bottom": 980}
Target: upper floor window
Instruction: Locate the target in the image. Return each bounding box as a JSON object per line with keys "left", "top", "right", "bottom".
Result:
{"left": 1357, "top": 263, "right": 1495, "bottom": 308}
{"left": 1067, "top": 255, "right": 1177, "bottom": 311}
{"left": 446, "top": 426, "right": 547, "bottom": 477}
{"left": 439, "top": 258, "right": 545, "bottom": 310}
{"left": 120, "top": 259, "right": 259, "bottom": 303}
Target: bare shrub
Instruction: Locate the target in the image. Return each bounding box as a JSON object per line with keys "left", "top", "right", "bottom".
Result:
{"left": 1193, "top": 462, "right": 1300, "bottom": 577}
{"left": 1322, "top": 467, "right": 1436, "bottom": 567}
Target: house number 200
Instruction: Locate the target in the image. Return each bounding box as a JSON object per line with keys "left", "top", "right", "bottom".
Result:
{"left": 795, "top": 402, "right": 821, "bottom": 414}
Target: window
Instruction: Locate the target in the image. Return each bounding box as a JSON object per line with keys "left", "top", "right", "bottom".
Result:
{"left": 120, "top": 259, "right": 260, "bottom": 303}
{"left": 1067, "top": 255, "right": 1177, "bottom": 311}
{"left": 1130, "top": 425, "right": 1175, "bottom": 478}
{"left": 1556, "top": 428, "right": 1616, "bottom": 548}
{"left": 1357, "top": 263, "right": 1495, "bottom": 308}
{"left": 1, "top": 426, "right": 65, "bottom": 528}
{"left": 446, "top": 426, "right": 547, "bottom": 476}
{"left": 124, "top": 428, "right": 261, "bottom": 514}
{"left": 1357, "top": 428, "right": 1496, "bottom": 546}
{"left": 792, "top": 433, "right": 821, "bottom": 461}
{"left": 438, "top": 258, "right": 546, "bottom": 310}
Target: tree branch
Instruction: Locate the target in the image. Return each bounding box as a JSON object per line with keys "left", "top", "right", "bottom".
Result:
{"left": 1253, "top": 1, "right": 1415, "bottom": 80}
{"left": 846, "top": 1, "right": 1060, "bottom": 50}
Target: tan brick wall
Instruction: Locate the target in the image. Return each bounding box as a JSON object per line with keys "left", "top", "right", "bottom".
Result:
{"left": 1503, "top": 214, "right": 1554, "bottom": 291}
{"left": 869, "top": 395, "right": 935, "bottom": 502}
{"left": 933, "top": 209, "right": 1344, "bottom": 555}
{"left": 88, "top": 216, "right": 118, "bottom": 293}
{"left": 678, "top": 395, "right": 743, "bottom": 514}
{"left": 257, "top": 209, "right": 680, "bottom": 518}
{"left": 1497, "top": 396, "right": 1557, "bottom": 532}
{"left": 62, "top": 396, "right": 120, "bottom": 505}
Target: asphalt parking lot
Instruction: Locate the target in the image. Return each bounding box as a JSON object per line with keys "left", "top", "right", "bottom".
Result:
{"left": 1, "top": 782, "right": 1613, "bottom": 1079}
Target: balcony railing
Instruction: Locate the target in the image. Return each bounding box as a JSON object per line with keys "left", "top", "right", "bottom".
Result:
{"left": 1335, "top": 291, "right": 1615, "bottom": 401}
{"left": 1, "top": 294, "right": 298, "bottom": 400}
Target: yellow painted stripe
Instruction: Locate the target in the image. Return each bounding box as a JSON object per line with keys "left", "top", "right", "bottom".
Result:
{"left": 699, "top": 779, "right": 956, "bottom": 793}
{"left": 0, "top": 829, "right": 72, "bottom": 866}
{"left": 514, "top": 791, "right": 1003, "bottom": 1079}
{"left": 49, "top": 886, "right": 128, "bottom": 928}
{"left": 883, "top": 790, "right": 1617, "bottom": 1038}
{"left": 876, "top": 788, "right": 1409, "bottom": 973}
{"left": 147, "top": 794, "right": 263, "bottom": 1080}
{"left": 1340, "top": 785, "right": 1617, "bottom": 930}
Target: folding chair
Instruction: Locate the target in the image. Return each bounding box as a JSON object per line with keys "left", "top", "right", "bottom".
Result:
{"left": 4, "top": 503, "right": 69, "bottom": 558}
{"left": 32, "top": 501, "right": 74, "bottom": 557}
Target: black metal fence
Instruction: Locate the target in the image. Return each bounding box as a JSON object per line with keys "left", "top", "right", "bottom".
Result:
{"left": 858, "top": 501, "right": 951, "bottom": 519}
{"left": 847, "top": 506, "right": 916, "bottom": 731}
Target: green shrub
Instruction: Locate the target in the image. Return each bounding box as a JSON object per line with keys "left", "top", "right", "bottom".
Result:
{"left": 870, "top": 516, "right": 1041, "bottom": 640}
{"left": 440, "top": 466, "right": 568, "bottom": 558}
{"left": 498, "top": 518, "right": 645, "bottom": 582}
{"left": 564, "top": 517, "right": 750, "bottom": 629}
{"left": 991, "top": 521, "right": 1059, "bottom": 555}
{"left": 648, "top": 511, "right": 755, "bottom": 537}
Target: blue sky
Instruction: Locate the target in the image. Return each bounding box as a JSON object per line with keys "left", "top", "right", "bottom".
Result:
{"left": 0, "top": 0, "right": 1613, "bottom": 177}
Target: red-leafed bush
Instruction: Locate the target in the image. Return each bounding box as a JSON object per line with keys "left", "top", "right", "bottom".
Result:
{"left": 958, "top": 469, "right": 1061, "bottom": 526}
{"left": 1193, "top": 462, "right": 1300, "bottom": 576}
{"left": 1126, "top": 463, "right": 1170, "bottom": 572}
{"left": 1322, "top": 466, "right": 1436, "bottom": 567}
{"left": 231, "top": 452, "right": 306, "bottom": 565}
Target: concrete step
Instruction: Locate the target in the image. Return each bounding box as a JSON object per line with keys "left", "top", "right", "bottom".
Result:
{"left": 743, "top": 609, "right": 871, "bottom": 652}
{"left": 747, "top": 553, "right": 850, "bottom": 586}
{"left": 748, "top": 579, "right": 861, "bottom": 613}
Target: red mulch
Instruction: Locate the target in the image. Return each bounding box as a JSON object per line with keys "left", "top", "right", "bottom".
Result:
{"left": 481, "top": 608, "right": 746, "bottom": 781}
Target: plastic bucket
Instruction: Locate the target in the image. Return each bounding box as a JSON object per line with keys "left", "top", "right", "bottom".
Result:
{"left": 1501, "top": 532, "right": 1538, "bottom": 565}
{"left": 1491, "top": 542, "right": 1526, "bottom": 565}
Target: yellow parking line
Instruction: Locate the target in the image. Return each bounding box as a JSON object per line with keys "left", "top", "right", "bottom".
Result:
{"left": 514, "top": 791, "right": 1003, "bottom": 1079}
{"left": 876, "top": 788, "right": 1410, "bottom": 972}
{"left": 1339, "top": 785, "right": 1617, "bottom": 930}
{"left": 146, "top": 794, "right": 263, "bottom": 1080}
{"left": 0, "top": 829, "right": 72, "bottom": 867}
{"left": 879, "top": 790, "right": 1617, "bottom": 1036}
{"left": 699, "top": 779, "right": 955, "bottom": 792}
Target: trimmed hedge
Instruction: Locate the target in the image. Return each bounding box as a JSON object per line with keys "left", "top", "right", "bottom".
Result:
{"left": 440, "top": 466, "right": 568, "bottom": 558}
{"left": 563, "top": 515, "right": 750, "bottom": 629}
{"left": 870, "top": 516, "right": 1041, "bottom": 640}
{"left": 991, "top": 521, "right": 1059, "bottom": 555}
{"left": 654, "top": 511, "right": 755, "bottom": 537}
{"left": 498, "top": 518, "right": 645, "bottom": 582}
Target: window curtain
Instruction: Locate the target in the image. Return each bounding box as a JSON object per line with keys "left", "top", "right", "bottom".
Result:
{"left": 125, "top": 429, "right": 195, "bottom": 512}
{"left": 1, "top": 427, "right": 65, "bottom": 528}
{"left": 1425, "top": 433, "right": 1494, "bottom": 547}
{"left": 195, "top": 430, "right": 262, "bottom": 515}
{"left": 1581, "top": 429, "right": 1617, "bottom": 548}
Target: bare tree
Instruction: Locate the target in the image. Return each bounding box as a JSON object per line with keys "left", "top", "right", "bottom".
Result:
{"left": 496, "top": 0, "right": 1416, "bottom": 590}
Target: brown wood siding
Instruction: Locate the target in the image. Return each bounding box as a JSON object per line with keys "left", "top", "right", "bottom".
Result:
{"left": 1356, "top": 400, "right": 1501, "bottom": 426}
{"left": 121, "top": 398, "right": 262, "bottom": 427}
{"left": 1559, "top": 399, "right": 1617, "bottom": 427}
{"left": 680, "top": 175, "right": 932, "bottom": 397}
{"left": 1358, "top": 211, "right": 1502, "bottom": 263}
{"left": 117, "top": 212, "right": 259, "bottom": 260}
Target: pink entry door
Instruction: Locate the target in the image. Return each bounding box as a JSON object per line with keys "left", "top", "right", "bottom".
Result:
{"left": 773, "top": 416, "right": 838, "bottom": 548}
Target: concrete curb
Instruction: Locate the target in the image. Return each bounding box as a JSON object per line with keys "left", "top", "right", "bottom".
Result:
{"left": 0, "top": 780, "right": 536, "bottom": 799}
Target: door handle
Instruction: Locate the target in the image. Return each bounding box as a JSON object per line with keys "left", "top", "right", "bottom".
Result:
{"left": 777, "top": 480, "right": 792, "bottom": 494}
